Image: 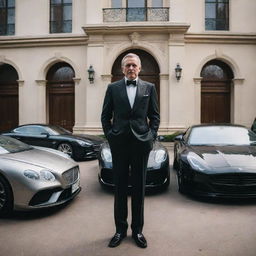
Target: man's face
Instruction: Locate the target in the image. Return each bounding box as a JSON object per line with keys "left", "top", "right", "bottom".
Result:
{"left": 122, "top": 57, "right": 141, "bottom": 80}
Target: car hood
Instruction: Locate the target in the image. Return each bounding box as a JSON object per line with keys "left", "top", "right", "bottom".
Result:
{"left": 0, "top": 148, "right": 76, "bottom": 173}
{"left": 190, "top": 145, "right": 256, "bottom": 168}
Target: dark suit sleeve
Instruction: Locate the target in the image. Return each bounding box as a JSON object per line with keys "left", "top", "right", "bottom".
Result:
{"left": 101, "top": 84, "right": 113, "bottom": 137}
{"left": 148, "top": 84, "right": 160, "bottom": 139}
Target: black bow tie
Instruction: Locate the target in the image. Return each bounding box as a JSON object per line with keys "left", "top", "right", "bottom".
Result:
{"left": 126, "top": 80, "right": 137, "bottom": 86}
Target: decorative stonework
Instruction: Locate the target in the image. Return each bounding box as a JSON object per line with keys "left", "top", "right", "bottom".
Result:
{"left": 17, "top": 80, "right": 25, "bottom": 86}
{"left": 129, "top": 32, "right": 141, "bottom": 45}
{"left": 35, "top": 80, "right": 47, "bottom": 86}
{"left": 73, "top": 78, "right": 81, "bottom": 85}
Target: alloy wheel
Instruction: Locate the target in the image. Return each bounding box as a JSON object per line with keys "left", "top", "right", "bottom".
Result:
{"left": 57, "top": 143, "right": 73, "bottom": 157}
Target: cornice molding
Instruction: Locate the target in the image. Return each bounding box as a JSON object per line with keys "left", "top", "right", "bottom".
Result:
{"left": 185, "top": 33, "right": 256, "bottom": 44}
{"left": 0, "top": 35, "right": 88, "bottom": 48}
{"left": 83, "top": 22, "right": 190, "bottom": 35}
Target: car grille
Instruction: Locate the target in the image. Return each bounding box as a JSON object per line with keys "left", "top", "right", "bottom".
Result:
{"left": 63, "top": 166, "right": 79, "bottom": 185}
{"left": 210, "top": 173, "right": 256, "bottom": 195}
{"left": 211, "top": 173, "right": 256, "bottom": 185}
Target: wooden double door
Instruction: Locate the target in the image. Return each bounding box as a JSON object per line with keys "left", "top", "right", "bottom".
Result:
{"left": 201, "top": 60, "right": 233, "bottom": 124}
{"left": 46, "top": 63, "right": 75, "bottom": 131}
{"left": 0, "top": 64, "right": 18, "bottom": 132}
{"left": 201, "top": 80, "right": 231, "bottom": 123}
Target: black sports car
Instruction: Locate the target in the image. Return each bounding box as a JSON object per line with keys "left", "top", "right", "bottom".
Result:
{"left": 98, "top": 141, "right": 170, "bottom": 190}
{"left": 173, "top": 124, "right": 256, "bottom": 198}
{"left": 2, "top": 124, "right": 104, "bottom": 161}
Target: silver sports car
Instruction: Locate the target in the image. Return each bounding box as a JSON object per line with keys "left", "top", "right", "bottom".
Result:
{"left": 0, "top": 135, "right": 81, "bottom": 215}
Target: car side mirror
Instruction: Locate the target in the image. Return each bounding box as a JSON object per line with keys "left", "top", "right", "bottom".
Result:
{"left": 174, "top": 134, "right": 184, "bottom": 141}
{"left": 156, "top": 135, "right": 164, "bottom": 142}
{"left": 41, "top": 132, "right": 49, "bottom": 137}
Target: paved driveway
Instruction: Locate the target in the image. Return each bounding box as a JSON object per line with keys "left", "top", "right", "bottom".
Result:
{"left": 1, "top": 147, "right": 256, "bottom": 256}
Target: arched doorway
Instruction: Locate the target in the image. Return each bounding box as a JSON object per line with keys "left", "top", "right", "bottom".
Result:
{"left": 0, "top": 64, "right": 18, "bottom": 132}
{"left": 200, "top": 60, "right": 233, "bottom": 123}
{"left": 46, "top": 62, "right": 75, "bottom": 131}
{"left": 112, "top": 49, "right": 160, "bottom": 105}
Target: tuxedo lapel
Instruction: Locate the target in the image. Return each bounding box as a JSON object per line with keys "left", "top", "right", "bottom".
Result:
{"left": 132, "top": 79, "right": 148, "bottom": 112}
{"left": 119, "top": 78, "right": 132, "bottom": 111}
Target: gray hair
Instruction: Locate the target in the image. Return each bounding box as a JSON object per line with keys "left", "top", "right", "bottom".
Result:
{"left": 121, "top": 53, "right": 141, "bottom": 68}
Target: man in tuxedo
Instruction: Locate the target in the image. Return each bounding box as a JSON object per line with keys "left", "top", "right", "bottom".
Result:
{"left": 101, "top": 53, "right": 160, "bottom": 248}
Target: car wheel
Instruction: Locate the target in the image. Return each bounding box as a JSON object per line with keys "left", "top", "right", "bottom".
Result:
{"left": 0, "top": 175, "right": 13, "bottom": 216}
{"left": 177, "top": 164, "right": 187, "bottom": 194}
{"left": 57, "top": 143, "right": 73, "bottom": 157}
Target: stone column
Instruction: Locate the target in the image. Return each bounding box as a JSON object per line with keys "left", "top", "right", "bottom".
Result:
{"left": 159, "top": 73, "right": 169, "bottom": 133}
{"left": 35, "top": 80, "right": 47, "bottom": 124}
{"left": 193, "top": 77, "right": 202, "bottom": 124}
{"left": 168, "top": 33, "right": 186, "bottom": 132}
{"left": 232, "top": 78, "right": 245, "bottom": 124}
{"left": 17, "top": 80, "right": 25, "bottom": 125}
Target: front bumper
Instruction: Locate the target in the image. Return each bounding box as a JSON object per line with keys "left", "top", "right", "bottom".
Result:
{"left": 184, "top": 170, "right": 256, "bottom": 198}
{"left": 98, "top": 166, "right": 170, "bottom": 190}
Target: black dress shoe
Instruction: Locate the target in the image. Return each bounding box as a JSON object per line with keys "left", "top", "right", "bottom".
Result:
{"left": 132, "top": 233, "right": 147, "bottom": 248}
{"left": 108, "top": 232, "right": 127, "bottom": 247}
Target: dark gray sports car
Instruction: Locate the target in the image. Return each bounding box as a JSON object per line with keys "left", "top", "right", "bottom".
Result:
{"left": 98, "top": 141, "right": 170, "bottom": 190}
{"left": 2, "top": 124, "right": 104, "bottom": 161}
{"left": 173, "top": 124, "right": 256, "bottom": 198}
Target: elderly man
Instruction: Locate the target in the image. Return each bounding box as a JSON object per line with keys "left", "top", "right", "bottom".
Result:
{"left": 101, "top": 53, "right": 160, "bottom": 248}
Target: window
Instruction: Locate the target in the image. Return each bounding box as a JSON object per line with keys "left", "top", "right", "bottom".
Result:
{"left": 127, "top": 0, "right": 146, "bottom": 21}
{"left": 0, "top": 0, "right": 15, "bottom": 35}
{"left": 50, "top": 0, "right": 72, "bottom": 33}
{"left": 14, "top": 126, "right": 47, "bottom": 135}
{"left": 112, "top": 0, "right": 122, "bottom": 8}
{"left": 152, "top": 0, "right": 163, "bottom": 7}
{"left": 205, "top": 0, "right": 229, "bottom": 30}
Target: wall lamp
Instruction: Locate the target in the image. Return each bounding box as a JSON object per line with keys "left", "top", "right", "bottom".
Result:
{"left": 87, "top": 65, "right": 95, "bottom": 84}
{"left": 175, "top": 63, "right": 182, "bottom": 81}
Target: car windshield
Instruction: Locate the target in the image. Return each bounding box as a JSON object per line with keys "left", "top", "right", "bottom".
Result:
{"left": 0, "top": 136, "right": 32, "bottom": 154}
{"left": 188, "top": 126, "right": 256, "bottom": 146}
{"left": 47, "top": 125, "right": 72, "bottom": 135}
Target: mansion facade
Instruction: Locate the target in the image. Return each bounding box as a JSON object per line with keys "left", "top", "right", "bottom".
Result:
{"left": 0, "top": 0, "right": 255, "bottom": 134}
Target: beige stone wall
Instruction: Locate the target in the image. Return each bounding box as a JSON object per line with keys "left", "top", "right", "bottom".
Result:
{"left": 0, "top": 0, "right": 255, "bottom": 134}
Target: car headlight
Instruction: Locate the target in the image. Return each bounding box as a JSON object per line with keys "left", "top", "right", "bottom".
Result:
{"left": 24, "top": 169, "right": 55, "bottom": 182}
{"left": 77, "top": 140, "right": 92, "bottom": 147}
{"left": 155, "top": 149, "right": 167, "bottom": 164}
{"left": 101, "top": 148, "right": 112, "bottom": 162}
{"left": 40, "top": 169, "right": 56, "bottom": 181}
{"left": 187, "top": 154, "right": 208, "bottom": 172}
{"left": 24, "top": 170, "right": 40, "bottom": 180}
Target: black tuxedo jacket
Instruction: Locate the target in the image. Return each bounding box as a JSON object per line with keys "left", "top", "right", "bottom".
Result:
{"left": 101, "top": 78, "right": 160, "bottom": 149}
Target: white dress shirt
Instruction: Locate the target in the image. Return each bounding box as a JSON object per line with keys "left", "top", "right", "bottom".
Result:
{"left": 125, "top": 77, "right": 138, "bottom": 108}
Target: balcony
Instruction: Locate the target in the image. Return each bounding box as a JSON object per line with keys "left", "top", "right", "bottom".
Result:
{"left": 103, "top": 8, "right": 169, "bottom": 22}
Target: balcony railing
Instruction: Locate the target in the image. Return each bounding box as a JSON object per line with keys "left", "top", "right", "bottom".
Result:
{"left": 103, "top": 8, "right": 169, "bottom": 22}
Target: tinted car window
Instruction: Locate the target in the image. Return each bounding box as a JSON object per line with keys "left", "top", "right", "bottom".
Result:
{"left": 0, "top": 136, "right": 32, "bottom": 154}
{"left": 14, "top": 126, "right": 47, "bottom": 135}
{"left": 188, "top": 126, "right": 256, "bottom": 146}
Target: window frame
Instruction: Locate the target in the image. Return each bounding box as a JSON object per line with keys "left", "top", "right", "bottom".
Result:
{"left": 0, "top": 0, "right": 15, "bottom": 36}
{"left": 49, "top": 0, "right": 72, "bottom": 34}
{"left": 205, "top": 0, "right": 229, "bottom": 31}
